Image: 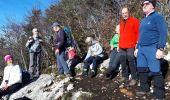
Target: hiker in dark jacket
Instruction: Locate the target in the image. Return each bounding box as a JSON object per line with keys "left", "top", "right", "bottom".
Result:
{"left": 52, "top": 22, "right": 70, "bottom": 77}
{"left": 26, "top": 28, "right": 43, "bottom": 79}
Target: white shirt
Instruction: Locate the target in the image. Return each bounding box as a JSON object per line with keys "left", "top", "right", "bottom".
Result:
{"left": 0, "top": 64, "right": 22, "bottom": 87}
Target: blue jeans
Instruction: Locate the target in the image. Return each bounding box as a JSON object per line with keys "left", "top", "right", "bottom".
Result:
{"left": 106, "top": 49, "right": 120, "bottom": 74}
{"left": 84, "top": 56, "right": 103, "bottom": 72}
{"left": 56, "top": 51, "right": 70, "bottom": 74}
{"left": 119, "top": 48, "right": 137, "bottom": 79}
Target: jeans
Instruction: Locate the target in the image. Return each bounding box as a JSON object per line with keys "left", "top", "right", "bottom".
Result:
{"left": 119, "top": 48, "right": 137, "bottom": 79}
{"left": 84, "top": 56, "right": 103, "bottom": 72}
{"left": 106, "top": 49, "right": 120, "bottom": 75}
{"left": 56, "top": 51, "right": 70, "bottom": 74}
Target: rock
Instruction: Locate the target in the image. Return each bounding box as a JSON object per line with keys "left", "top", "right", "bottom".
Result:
{"left": 164, "top": 52, "right": 170, "bottom": 61}
{"left": 67, "top": 84, "right": 74, "bottom": 91}
{"left": 71, "top": 91, "right": 92, "bottom": 100}
{"left": 8, "top": 74, "right": 71, "bottom": 100}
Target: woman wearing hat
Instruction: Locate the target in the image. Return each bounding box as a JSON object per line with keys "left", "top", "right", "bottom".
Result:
{"left": 82, "top": 37, "right": 104, "bottom": 78}
{"left": 0, "top": 55, "right": 22, "bottom": 98}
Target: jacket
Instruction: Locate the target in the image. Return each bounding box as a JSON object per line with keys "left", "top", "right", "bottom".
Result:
{"left": 119, "top": 17, "right": 140, "bottom": 48}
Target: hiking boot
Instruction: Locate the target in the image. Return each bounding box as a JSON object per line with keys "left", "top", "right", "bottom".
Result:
{"left": 90, "top": 71, "right": 96, "bottom": 78}
{"left": 136, "top": 91, "right": 149, "bottom": 97}
{"left": 151, "top": 98, "right": 165, "bottom": 100}
{"left": 119, "top": 77, "right": 128, "bottom": 82}
{"left": 129, "top": 79, "right": 137, "bottom": 86}
{"left": 82, "top": 71, "right": 88, "bottom": 76}
{"left": 105, "top": 74, "right": 111, "bottom": 80}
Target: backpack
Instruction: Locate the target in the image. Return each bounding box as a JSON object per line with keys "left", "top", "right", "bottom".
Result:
{"left": 63, "top": 26, "right": 75, "bottom": 48}
{"left": 22, "top": 70, "right": 31, "bottom": 85}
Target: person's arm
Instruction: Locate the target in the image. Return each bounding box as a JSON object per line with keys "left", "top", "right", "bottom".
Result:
{"left": 0, "top": 67, "right": 10, "bottom": 90}
{"left": 25, "top": 36, "right": 33, "bottom": 47}
{"left": 134, "top": 18, "right": 140, "bottom": 44}
{"left": 84, "top": 47, "right": 91, "bottom": 60}
{"left": 156, "top": 15, "right": 168, "bottom": 59}
{"left": 157, "top": 16, "right": 168, "bottom": 49}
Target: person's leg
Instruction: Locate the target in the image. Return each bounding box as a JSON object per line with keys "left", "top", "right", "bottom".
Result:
{"left": 0, "top": 83, "right": 22, "bottom": 98}
{"left": 90, "top": 56, "right": 102, "bottom": 78}
{"left": 58, "top": 51, "right": 70, "bottom": 74}
{"left": 119, "top": 49, "right": 129, "bottom": 80}
{"left": 56, "top": 53, "right": 64, "bottom": 75}
{"left": 136, "top": 46, "right": 150, "bottom": 96}
{"left": 127, "top": 48, "right": 137, "bottom": 80}
{"left": 83, "top": 56, "right": 94, "bottom": 76}
{"left": 146, "top": 45, "right": 165, "bottom": 99}
{"left": 29, "top": 53, "right": 35, "bottom": 78}
{"left": 35, "top": 52, "right": 41, "bottom": 77}
{"left": 69, "top": 58, "right": 80, "bottom": 77}
{"left": 106, "top": 50, "right": 117, "bottom": 76}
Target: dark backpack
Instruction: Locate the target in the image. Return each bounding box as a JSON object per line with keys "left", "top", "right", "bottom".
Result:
{"left": 22, "top": 70, "right": 30, "bottom": 85}
{"left": 63, "top": 26, "right": 75, "bottom": 48}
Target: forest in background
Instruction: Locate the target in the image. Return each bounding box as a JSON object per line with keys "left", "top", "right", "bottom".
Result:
{"left": 0, "top": 0, "right": 169, "bottom": 75}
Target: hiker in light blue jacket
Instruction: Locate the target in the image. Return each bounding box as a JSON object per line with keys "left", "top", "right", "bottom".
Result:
{"left": 82, "top": 37, "right": 104, "bottom": 78}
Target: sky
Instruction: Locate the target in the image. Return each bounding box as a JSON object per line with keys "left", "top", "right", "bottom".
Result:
{"left": 0, "top": 0, "right": 58, "bottom": 27}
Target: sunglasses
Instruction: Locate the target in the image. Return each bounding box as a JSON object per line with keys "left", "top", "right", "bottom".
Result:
{"left": 141, "top": 2, "right": 151, "bottom": 6}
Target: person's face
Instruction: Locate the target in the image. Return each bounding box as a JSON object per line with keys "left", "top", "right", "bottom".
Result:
{"left": 121, "top": 8, "right": 129, "bottom": 20}
{"left": 53, "top": 26, "right": 60, "bottom": 32}
{"left": 7, "top": 59, "right": 13, "bottom": 65}
{"left": 115, "top": 25, "right": 120, "bottom": 34}
{"left": 142, "top": 1, "right": 154, "bottom": 14}
{"left": 32, "top": 29, "right": 38, "bottom": 36}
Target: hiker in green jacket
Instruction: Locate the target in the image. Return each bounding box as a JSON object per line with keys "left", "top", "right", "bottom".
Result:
{"left": 105, "top": 25, "right": 120, "bottom": 80}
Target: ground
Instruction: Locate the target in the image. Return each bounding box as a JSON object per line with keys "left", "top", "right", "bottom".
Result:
{"left": 71, "top": 72, "right": 170, "bottom": 100}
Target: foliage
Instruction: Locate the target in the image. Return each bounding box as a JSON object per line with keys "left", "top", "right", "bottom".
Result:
{"left": 0, "top": 0, "right": 169, "bottom": 74}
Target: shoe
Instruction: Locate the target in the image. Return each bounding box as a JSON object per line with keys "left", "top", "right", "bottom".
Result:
{"left": 129, "top": 79, "right": 137, "bottom": 86}
{"left": 119, "top": 77, "right": 128, "bottom": 82}
{"left": 151, "top": 98, "right": 165, "bottom": 100}
{"left": 90, "top": 70, "right": 96, "bottom": 78}
{"left": 105, "top": 74, "right": 111, "bottom": 80}
{"left": 82, "top": 71, "right": 88, "bottom": 76}
{"left": 136, "top": 91, "right": 149, "bottom": 97}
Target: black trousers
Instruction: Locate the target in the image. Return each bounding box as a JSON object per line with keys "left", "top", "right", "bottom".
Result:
{"left": 119, "top": 48, "right": 137, "bottom": 79}
{"left": 0, "top": 83, "right": 22, "bottom": 98}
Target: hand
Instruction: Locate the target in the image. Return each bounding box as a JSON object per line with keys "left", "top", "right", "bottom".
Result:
{"left": 55, "top": 49, "right": 59, "bottom": 54}
{"left": 134, "top": 49, "right": 138, "bottom": 57}
{"left": 156, "top": 49, "right": 165, "bottom": 59}
{"left": 1, "top": 84, "right": 8, "bottom": 90}
{"left": 28, "top": 39, "right": 33, "bottom": 43}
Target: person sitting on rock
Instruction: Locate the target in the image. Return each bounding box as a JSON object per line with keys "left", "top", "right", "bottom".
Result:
{"left": 105, "top": 25, "right": 120, "bottom": 80}
{"left": 0, "top": 55, "right": 22, "bottom": 98}
{"left": 82, "top": 37, "right": 104, "bottom": 78}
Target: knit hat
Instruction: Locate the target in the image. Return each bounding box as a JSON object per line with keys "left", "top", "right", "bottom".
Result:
{"left": 142, "top": 0, "right": 156, "bottom": 8}
{"left": 4, "top": 55, "right": 12, "bottom": 62}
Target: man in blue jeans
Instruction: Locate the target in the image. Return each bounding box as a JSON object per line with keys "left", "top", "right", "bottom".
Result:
{"left": 52, "top": 22, "right": 70, "bottom": 77}
{"left": 134, "top": 0, "right": 168, "bottom": 99}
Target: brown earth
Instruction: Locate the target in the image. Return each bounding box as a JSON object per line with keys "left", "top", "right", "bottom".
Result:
{"left": 71, "top": 72, "right": 170, "bottom": 100}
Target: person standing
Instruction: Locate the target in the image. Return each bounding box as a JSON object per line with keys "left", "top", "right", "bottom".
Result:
{"left": 105, "top": 25, "right": 120, "bottom": 80}
{"left": 135, "top": 0, "right": 168, "bottom": 99}
{"left": 119, "top": 7, "right": 139, "bottom": 86}
{"left": 0, "top": 55, "right": 22, "bottom": 98}
{"left": 26, "top": 28, "right": 43, "bottom": 79}
{"left": 52, "top": 22, "right": 70, "bottom": 77}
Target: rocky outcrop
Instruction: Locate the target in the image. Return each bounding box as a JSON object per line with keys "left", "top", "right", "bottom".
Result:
{"left": 6, "top": 74, "right": 92, "bottom": 100}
